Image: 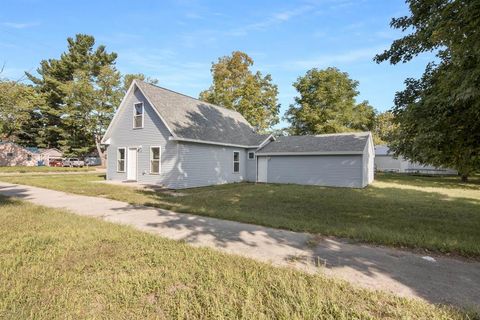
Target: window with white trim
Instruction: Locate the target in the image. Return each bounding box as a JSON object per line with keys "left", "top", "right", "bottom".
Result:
{"left": 150, "top": 147, "right": 161, "bottom": 174}
{"left": 233, "top": 151, "right": 240, "bottom": 173}
{"left": 6, "top": 152, "right": 13, "bottom": 158}
{"left": 133, "top": 102, "right": 144, "bottom": 128}
{"left": 117, "top": 148, "right": 126, "bottom": 172}
{"left": 248, "top": 151, "right": 255, "bottom": 160}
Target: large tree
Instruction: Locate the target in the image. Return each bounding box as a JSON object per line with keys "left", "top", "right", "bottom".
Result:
{"left": 199, "top": 51, "right": 280, "bottom": 131}
{"left": 60, "top": 66, "right": 122, "bottom": 165}
{"left": 27, "top": 34, "right": 119, "bottom": 162}
{"left": 27, "top": 34, "right": 118, "bottom": 151}
{"left": 373, "top": 111, "right": 396, "bottom": 145}
{"left": 374, "top": 0, "right": 480, "bottom": 181}
{"left": 285, "top": 67, "right": 375, "bottom": 135}
{"left": 0, "top": 80, "right": 44, "bottom": 144}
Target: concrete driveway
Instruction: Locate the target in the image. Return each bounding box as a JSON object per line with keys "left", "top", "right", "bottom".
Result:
{"left": 0, "top": 181, "right": 479, "bottom": 310}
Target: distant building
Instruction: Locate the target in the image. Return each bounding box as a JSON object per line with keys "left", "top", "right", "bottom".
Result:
{"left": 0, "top": 142, "right": 40, "bottom": 166}
{"left": 0, "top": 143, "right": 63, "bottom": 167}
{"left": 374, "top": 145, "right": 457, "bottom": 175}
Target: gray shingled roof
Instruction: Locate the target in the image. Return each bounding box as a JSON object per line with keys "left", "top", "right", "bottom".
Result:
{"left": 256, "top": 132, "right": 370, "bottom": 154}
{"left": 135, "top": 80, "right": 269, "bottom": 146}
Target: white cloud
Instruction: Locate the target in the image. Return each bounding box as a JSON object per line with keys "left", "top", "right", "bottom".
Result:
{"left": 287, "top": 45, "right": 389, "bottom": 70}
{"left": 1, "top": 22, "right": 39, "bottom": 29}
{"left": 227, "top": 5, "right": 314, "bottom": 36}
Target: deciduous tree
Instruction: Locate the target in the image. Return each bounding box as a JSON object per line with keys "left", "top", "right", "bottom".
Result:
{"left": 199, "top": 51, "right": 280, "bottom": 131}
{"left": 374, "top": 0, "right": 480, "bottom": 181}
{"left": 285, "top": 67, "right": 375, "bottom": 135}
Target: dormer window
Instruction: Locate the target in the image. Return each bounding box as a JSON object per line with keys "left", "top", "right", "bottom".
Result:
{"left": 133, "top": 102, "right": 144, "bottom": 128}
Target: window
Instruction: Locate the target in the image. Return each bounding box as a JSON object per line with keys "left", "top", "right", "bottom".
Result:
{"left": 248, "top": 152, "right": 255, "bottom": 160}
{"left": 150, "top": 147, "right": 161, "bottom": 174}
{"left": 133, "top": 102, "right": 144, "bottom": 128}
{"left": 6, "top": 152, "right": 13, "bottom": 158}
{"left": 27, "top": 154, "right": 32, "bottom": 161}
{"left": 117, "top": 148, "right": 126, "bottom": 172}
{"left": 233, "top": 151, "right": 240, "bottom": 173}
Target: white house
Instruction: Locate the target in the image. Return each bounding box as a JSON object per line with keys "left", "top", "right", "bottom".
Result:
{"left": 375, "top": 145, "right": 457, "bottom": 175}
{"left": 102, "top": 80, "right": 375, "bottom": 189}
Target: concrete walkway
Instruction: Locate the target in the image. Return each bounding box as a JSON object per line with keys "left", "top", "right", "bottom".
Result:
{"left": 0, "top": 181, "right": 479, "bottom": 310}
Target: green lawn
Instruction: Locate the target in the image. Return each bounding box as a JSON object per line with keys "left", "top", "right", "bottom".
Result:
{"left": 0, "top": 196, "right": 470, "bottom": 319}
{"left": 0, "top": 166, "right": 95, "bottom": 173}
{"left": 0, "top": 173, "right": 479, "bottom": 258}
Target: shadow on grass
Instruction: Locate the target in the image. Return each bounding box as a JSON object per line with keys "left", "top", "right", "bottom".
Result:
{"left": 0, "top": 181, "right": 479, "bottom": 310}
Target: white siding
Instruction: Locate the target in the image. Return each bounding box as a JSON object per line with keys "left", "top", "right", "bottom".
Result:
{"left": 106, "top": 87, "right": 178, "bottom": 185}
{"left": 375, "top": 155, "right": 402, "bottom": 172}
{"left": 167, "top": 142, "right": 246, "bottom": 189}
{"left": 261, "top": 155, "right": 364, "bottom": 188}
{"left": 106, "top": 88, "right": 249, "bottom": 189}
{"left": 362, "top": 137, "right": 375, "bottom": 187}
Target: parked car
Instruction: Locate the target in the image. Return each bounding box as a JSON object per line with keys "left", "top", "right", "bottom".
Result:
{"left": 49, "top": 159, "right": 63, "bottom": 167}
{"left": 84, "top": 157, "right": 101, "bottom": 166}
{"left": 62, "top": 158, "right": 85, "bottom": 167}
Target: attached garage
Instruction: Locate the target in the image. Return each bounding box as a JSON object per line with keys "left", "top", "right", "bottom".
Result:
{"left": 255, "top": 132, "right": 374, "bottom": 188}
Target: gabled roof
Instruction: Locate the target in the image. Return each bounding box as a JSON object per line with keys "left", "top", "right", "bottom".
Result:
{"left": 103, "top": 80, "right": 271, "bottom": 147}
{"left": 256, "top": 132, "right": 371, "bottom": 155}
{"left": 375, "top": 145, "right": 391, "bottom": 156}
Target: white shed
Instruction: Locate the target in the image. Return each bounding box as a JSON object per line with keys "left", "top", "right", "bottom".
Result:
{"left": 255, "top": 132, "right": 375, "bottom": 188}
{"left": 374, "top": 145, "right": 457, "bottom": 175}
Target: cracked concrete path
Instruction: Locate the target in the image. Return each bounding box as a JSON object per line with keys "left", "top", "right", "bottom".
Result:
{"left": 0, "top": 181, "right": 479, "bottom": 310}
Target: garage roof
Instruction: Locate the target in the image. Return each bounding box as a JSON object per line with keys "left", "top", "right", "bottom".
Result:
{"left": 256, "top": 132, "right": 371, "bottom": 155}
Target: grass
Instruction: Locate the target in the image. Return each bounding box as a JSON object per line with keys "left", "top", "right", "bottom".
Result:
{"left": 0, "top": 166, "right": 95, "bottom": 173}
{"left": 0, "top": 173, "right": 479, "bottom": 258}
{"left": 0, "top": 196, "right": 472, "bottom": 319}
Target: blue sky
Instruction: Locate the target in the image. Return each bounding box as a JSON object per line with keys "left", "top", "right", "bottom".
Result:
{"left": 1, "top": 0, "right": 431, "bottom": 128}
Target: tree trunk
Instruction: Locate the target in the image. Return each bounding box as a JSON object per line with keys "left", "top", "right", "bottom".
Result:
{"left": 95, "top": 135, "right": 106, "bottom": 168}
{"left": 460, "top": 174, "right": 469, "bottom": 183}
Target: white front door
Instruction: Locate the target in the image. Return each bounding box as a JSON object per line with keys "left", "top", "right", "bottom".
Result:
{"left": 127, "top": 147, "right": 137, "bottom": 181}
{"left": 257, "top": 157, "right": 268, "bottom": 183}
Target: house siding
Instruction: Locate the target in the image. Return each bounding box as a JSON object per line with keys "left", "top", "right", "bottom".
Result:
{"left": 0, "top": 143, "right": 38, "bottom": 166}
{"left": 106, "top": 87, "right": 248, "bottom": 189}
{"left": 260, "top": 155, "right": 364, "bottom": 188}
{"left": 106, "top": 87, "right": 177, "bottom": 185}
{"left": 167, "top": 142, "right": 246, "bottom": 189}
{"left": 362, "top": 137, "right": 375, "bottom": 187}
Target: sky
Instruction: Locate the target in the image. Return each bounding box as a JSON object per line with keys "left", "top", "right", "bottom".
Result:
{"left": 1, "top": 0, "right": 432, "bottom": 128}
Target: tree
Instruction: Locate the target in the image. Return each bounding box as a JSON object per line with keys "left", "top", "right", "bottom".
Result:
{"left": 374, "top": 0, "right": 480, "bottom": 181}
{"left": 123, "top": 73, "right": 158, "bottom": 93}
{"left": 373, "top": 111, "right": 396, "bottom": 145}
{"left": 0, "top": 81, "right": 44, "bottom": 143}
{"left": 285, "top": 67, "right": 375, "bottom": 135}
{"left": 60, "top": 66, "right": 122, "bottom": 165}
{"left": 27, "top": 34, "right": 117, "bottom": 150}
{"left": 199, "top": 51, "right": 280, "bottom": 131}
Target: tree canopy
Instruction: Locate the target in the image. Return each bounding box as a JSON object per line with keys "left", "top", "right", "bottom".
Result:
{"left": 375, "top": 0, "right": 480, "bottom": 180}
{"left": 0, "top": 81, "right": 44, "bottom": 144}
{"left": 199, "top": 51, "right": 280, "bottom": 132}
{"left": 25, "top": 34, "right": 121, "bottom": 164}
{"left": 285, "top": 67, "right": 375, "bottom": 135}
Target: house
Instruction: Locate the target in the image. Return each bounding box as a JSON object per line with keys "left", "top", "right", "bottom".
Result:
{"left": 102, "top": 80, "right": 375, "bottom": 189}
{"left": 39, "top": 148, "right": 63, "bottom": 165}
{"left": 0, "top": 142, "right": 40, "bottom": 166}
{"left": 375, "top": 145, "right": 457, "bottom": 175}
